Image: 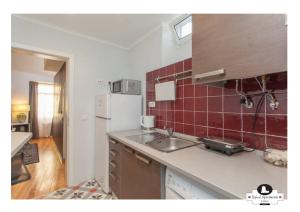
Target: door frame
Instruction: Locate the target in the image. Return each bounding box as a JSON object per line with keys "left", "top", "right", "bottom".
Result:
{"left": 11, "top": 42, "right": 75, "bottom": 186}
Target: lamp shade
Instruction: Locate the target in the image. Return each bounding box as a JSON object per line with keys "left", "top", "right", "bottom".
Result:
{"left": 12, "top": 104, "right": 30, "bottom": 112}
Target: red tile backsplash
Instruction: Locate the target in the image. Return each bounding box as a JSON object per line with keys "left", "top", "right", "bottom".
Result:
{"left": 146, "top": 58, "right": 287, "bottom": 151}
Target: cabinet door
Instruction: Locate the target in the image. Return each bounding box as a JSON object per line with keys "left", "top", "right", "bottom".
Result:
{"left": 192, "top": 14, "right": 287, "bottom": 84}
{"left": 109, "top": 138, "right": 121, "bottom": 197}
{"left": 120, "top": 144, "right": 162, "bottom": 199}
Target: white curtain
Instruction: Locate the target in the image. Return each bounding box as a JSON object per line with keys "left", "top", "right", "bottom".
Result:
{"left": 37, "top": 83, "right": 54, "bottom": 138}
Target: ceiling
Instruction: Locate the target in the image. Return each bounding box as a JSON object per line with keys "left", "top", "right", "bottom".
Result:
{"left": 18, "top": 14, "right": 178, "bottom": 49}
{"left": 11, "top": 48, "right": 65, "bottom": 76}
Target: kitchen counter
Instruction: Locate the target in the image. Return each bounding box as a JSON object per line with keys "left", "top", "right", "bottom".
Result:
{"left": 107, "top": 129, "right": 287, "bottom": 199}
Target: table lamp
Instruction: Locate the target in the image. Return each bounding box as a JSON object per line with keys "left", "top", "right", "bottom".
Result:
{"left": 12, "top": 104, "right": 30, "bottom": 123}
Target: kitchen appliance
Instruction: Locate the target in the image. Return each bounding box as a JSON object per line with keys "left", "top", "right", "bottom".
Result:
{"left": 199, "top": 137, "right": 244, "bottom": 155}
{"left": 95, "top": 94, "right": 142, "bottom": 193}
{"left": 140, "top": 115, "right": 155, "bottom": 130}
{"left": 112, "top": 79, "right": 141, "bottom": 95}
{"left": 165, "top": 168, "right": 226, "bottom": 199}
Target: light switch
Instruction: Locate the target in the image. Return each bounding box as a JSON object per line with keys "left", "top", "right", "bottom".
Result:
{"left": 148, "top": 101, "right": 156, "bottom": 108}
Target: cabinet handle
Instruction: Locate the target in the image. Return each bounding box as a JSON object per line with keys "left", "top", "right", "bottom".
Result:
{"left": 135, "top": 154, "right": 151, "bottom": 165}
{"left": 109, "top": 172, "right": 117, "bottom": 181}
{"left": 124, "top": 146, "right": 134, "bottom": 154}
{"left": 109, "top": 139, "right": 118, "bottom": 144}
{"left": 194, "top": 69, "right": 225, "bottom": 80}
{"left": 109, "top": 150, "right": 117, "bottom": 157}
{"left": 109, "top": 161, "right": 117, "bottom": 169}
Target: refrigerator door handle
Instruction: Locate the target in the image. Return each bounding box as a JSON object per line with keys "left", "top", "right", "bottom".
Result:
{"left": 96, "top": 116, "right": 111, "bottom": 120}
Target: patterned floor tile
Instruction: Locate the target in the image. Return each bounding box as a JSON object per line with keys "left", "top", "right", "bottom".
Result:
{"left": 40, "top": 179, "right": 113, "bottom": 200}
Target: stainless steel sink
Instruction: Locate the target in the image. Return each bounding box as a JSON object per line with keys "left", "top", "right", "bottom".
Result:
{"left": 126, "top": 132, "right": 200, "bottom": 153}
{"left": 146, "top": 137, "right": 200, "bottom": 152}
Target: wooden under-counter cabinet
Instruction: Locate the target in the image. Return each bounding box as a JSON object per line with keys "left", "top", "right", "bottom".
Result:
{"left": 192, "top": 14, "right": 287, "bottom": 84}
{"left": 108, "top": 137, "right": 163, "bottom": 199}
{"left": 108, "top": 138, "right": 121, "bottom": 198}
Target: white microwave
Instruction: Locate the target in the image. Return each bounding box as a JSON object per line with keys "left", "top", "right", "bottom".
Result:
{"left": 112, "top": 79, "right": 141, "bottom": 95}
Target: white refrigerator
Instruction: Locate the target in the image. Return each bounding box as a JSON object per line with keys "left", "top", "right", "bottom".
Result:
{"left": 95, "top": 94, "right": 142, "bottom": 193}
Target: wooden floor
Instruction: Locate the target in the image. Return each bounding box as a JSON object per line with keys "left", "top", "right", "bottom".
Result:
{"left": 11, "top": 137, "right": 67, "bottom": 199}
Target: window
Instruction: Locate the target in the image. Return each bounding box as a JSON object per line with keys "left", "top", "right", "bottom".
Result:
{"left": 37, "top": 83, "right": 54, "bottom": 137}
{"left": 171, "top": 15, "right": 192, "bottom": 44}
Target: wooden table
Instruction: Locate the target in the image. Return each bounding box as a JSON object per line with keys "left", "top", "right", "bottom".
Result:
{"left": 11, "top": 132, "right": 32, "bottom": 158}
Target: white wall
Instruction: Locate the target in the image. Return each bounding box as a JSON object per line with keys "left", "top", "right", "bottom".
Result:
{"left": 12, "top": 15, "right": 133, "bottom": 185}
{"left": 129, "top": 24, "right": 192, "bottom": 113}
{"left": 11, "top": 15, "right": 191, "bottom": 185}
{"left": 11, "top": 71, "right": 53, "bottom": 105}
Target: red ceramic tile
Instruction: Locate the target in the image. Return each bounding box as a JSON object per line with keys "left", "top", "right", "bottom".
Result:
{"left": 208, "top": 86, "right": 222, "bottom": 96}
{"left": 243, "top": 114, "right": 265, "bottom": 134}
{"left": 175, "top": 111, "right": 183, "bottom": 123}
{"left": 184, "top": 84, "right": 194, "bottom": 97}
{"left": 145, "top": 60, "right": 288, "bottom": 152}
{"left": 195, "top": 97, "right": 207, "bottom": 111}
{"left": 159, "top": 67, "right": 167, "bottom": 77}
{"left": 156, "top": 120, "right": 165, "bottom": 129}
{"left": 177, "top": 79, "right": 184, "bottom": 86}
{"left": 195, "top": 84, "right": 207, "bottom": 97}
{"left": 149, "top": 109, "right": 155, "bottom": 116}
{"left": 223, "top": 95, "right": 241, "bottom": 113}
{"left": 175, "top": 61, "right": 183, "bottom": 73}
{"left": 242, "top": 77, "right": 263, "bottom": 94}
{"left": 155, "top": 101, "right": 161, "bottom": 110}
{"left": 266, "top": 72, "right": 287, "bottom": 91}
{"left": 224, "top": 130, "right": 242, "bottom": 141}
{"left": 208, "top": 128, "right": 223, "bottom": 139}
{"left": 160, "top": 101, "right": 167, "bottom": 111}
{"left": 166, "top": 111, "right": 174, "bottom": 122}
{"left": 195, "top": 112, "right": 207, "bottom": 126}
{"left": 146, "top": 91, "right": 154, "bottom": 101}
{"left": 165, "top": 101, "right": 174, "bottom": 110}
{"left": 175, "top": 123, "right": 184, "bottom": 133}
{"left": 184, "top": 111, "right": 194, "bottom": 125}
{"left": 266, "top": 115, "right": 287, "bottom": 137}
{"left": 208, "top": 113, "right": 223, "bottom": 128}
{"left": 152, "top": 69, "right": 160, "bottom": 79}
{"left": 184, "top": 58, "right": 192, "bottom": 71}
{"left": 176, "top": 86, "right": 184, "bottom": 98}
{"left": 224, "top": 79, "right": 241, "bottom": 95}
{"left": 153, "top": 109, "right": 161, "bottom": 120}
{"left": 243, "top": 133, "right": 266, "bottom": 150}
{"left": 242, "top": 95, "right": 266, "bottom": 114}
{"left": 184, "top": 124, "right": 194, "bottom": 136}
{"left": 160, "top": 110, "right": 167, "bottom": 121}
{"left": 224, "top": 113, "right": 241, "bottom": 131}
{"left": 266, "top": 93, "right": 287, "bottom": 114}
{"left": 184, "top": 98, "right": 194, "bottom": 111}
{"left": 175, "top": 99, "right": 184, "bottom": 110}
{"left": 195, "top": 126, "right": 207, "bottom": 138}
{"left": 183, "top": 77, "right": 192, "bottom": 85}
{"left": 166, "top": 64, "right": 175, "bottom": 76}
{"left": 266, "top": 136, "right": 287, "bottom": 150}
{"left": 146, "top": 71, "right": 153, "bottom": 82}
{"left": 165, "top": 121, "right": 174, "bottom": 129}
{"left": 207, "top": 96, "right": 222, "bottom": 112}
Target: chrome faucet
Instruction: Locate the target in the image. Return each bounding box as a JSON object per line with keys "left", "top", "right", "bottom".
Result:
{"left": 164, "top": 126, "right": 174, "bottom": 137}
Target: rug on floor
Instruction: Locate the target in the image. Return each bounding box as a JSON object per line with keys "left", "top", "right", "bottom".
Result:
{"left": 21, "top": 143, "right": 40, "bottom": 165}
{"left": 40, "top": 179, "right": 114, "bottom": 199}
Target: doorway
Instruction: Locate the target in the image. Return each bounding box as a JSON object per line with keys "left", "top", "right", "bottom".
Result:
{"left": 11, "top": 45, "right": 72, "bottom": 198}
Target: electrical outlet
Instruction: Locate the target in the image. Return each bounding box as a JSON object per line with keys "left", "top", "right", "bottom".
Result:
{"left": 148, "top": 101, "right": 156, "bottom": 108}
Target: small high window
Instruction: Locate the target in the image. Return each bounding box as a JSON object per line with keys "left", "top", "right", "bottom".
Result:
{"left": 171, "top": 15, "right": 192, "bottom": 44}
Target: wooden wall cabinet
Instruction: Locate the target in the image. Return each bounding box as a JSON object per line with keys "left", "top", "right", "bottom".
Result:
{"left": 109, "top": 138, "right": 163, "bottom": 199}
{"left": 192, "top": 14, "right": 287, "bottom": 84}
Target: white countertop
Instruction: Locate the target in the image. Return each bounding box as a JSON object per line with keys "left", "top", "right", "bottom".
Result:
{"left": 11, "top": 132, "right": 32, "bottom": 157}
{"left": 107, "top": 129, "right": 287, "bottom": 199}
